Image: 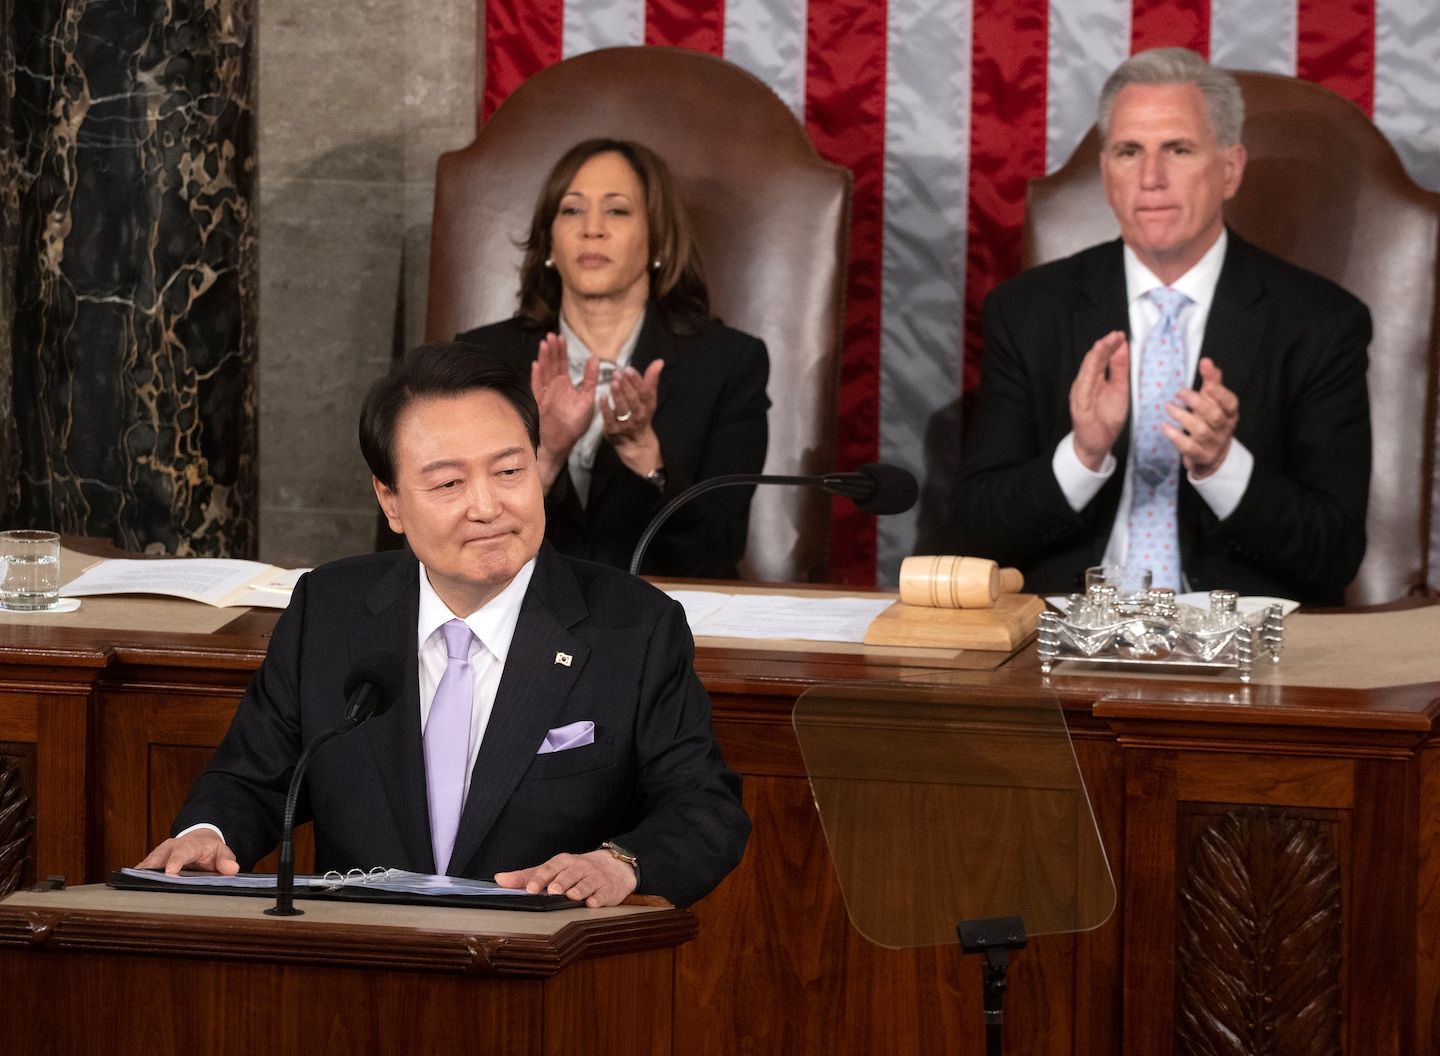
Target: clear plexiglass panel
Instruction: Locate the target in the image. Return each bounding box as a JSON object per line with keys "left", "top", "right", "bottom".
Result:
{"left": 792, "top": 674, "right": 1116, "bottom": 949}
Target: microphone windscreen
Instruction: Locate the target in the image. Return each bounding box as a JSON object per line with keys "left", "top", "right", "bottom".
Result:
{"left": 854, "top": 463, "right": 919, "bottom": 515}
{"left": 343, "top": 651, "right": 405, "bottom": 721}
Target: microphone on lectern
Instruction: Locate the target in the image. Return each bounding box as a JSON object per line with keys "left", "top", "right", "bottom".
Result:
{"left": 823, "top": 462, "right": 921, "bottom": 514}
{"left": 266, "top": 652, "right": 403, "bottom": 917}
{"left": 628, "top": 463, "right": 919, "bottom": 575}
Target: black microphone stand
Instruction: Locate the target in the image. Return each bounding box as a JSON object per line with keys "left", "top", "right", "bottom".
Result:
{"left": 629, "top": 472, "right": 886, "bottom": 575}
{"left": 265, "top": 720, "right": 360, "bottom": 916}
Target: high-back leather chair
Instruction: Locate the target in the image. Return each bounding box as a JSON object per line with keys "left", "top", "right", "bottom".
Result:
{"left": 426, "top": 47, "right": 851, "bottom": 583}
{"left": 1023, "top": 71, "right": 1440, "bottom": 604}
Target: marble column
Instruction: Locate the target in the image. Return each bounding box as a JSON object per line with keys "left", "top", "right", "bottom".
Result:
{"left": 7, "top": 0, "right": 257, "bottom": 556}
{"left": 0, "top": 0, "right": 20, "bottom": 523}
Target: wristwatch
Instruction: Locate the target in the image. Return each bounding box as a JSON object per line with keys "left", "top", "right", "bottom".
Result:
{"left": 644, "top": 467, "right": 667, "bottom": 491}
{"left": 601, "top": 840, "right": 640, "bottom": 881}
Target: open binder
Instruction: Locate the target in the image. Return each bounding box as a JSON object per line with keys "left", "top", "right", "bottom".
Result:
{"left": 109, "top": 867, "right": 579, "bottom": 912}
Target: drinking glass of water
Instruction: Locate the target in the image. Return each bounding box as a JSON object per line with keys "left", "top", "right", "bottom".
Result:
{"left": 0, "top": 530, "right": 61, "bottom": 610}
{"left": 1084, "top": 564, "right": 1152, "bottom": 601}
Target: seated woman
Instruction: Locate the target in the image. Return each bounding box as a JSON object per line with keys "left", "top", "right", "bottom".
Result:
{"left": 457, "top": 138, "right": 770, "bottom": 579}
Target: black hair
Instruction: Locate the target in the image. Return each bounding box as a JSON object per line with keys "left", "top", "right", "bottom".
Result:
{"left": 359, "top": 343, "right": 540, "bottom": 489}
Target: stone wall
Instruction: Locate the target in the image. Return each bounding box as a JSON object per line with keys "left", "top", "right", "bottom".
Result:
{"left": 255, "top": 0, "right": 475, "bottom": 567}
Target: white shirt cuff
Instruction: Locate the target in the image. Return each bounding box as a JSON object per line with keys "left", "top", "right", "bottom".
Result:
{"left": 175, "top": 821, "right": 226, "bottom": 844}
{"left": 1189, "top": 438, "right": 1253, "bottom": 520}
{"left": 1053, "top": 432, "right": 1116, "bottom": 512}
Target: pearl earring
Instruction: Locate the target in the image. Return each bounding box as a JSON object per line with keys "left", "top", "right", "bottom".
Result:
{"left": 651, "top": 259, "right": 662, "bottom": 270}
{"left": 544, "top": 257, "right": 554, "bottom": 268}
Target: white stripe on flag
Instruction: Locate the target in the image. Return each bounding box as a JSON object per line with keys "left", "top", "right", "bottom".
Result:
{"left": 724, "top": 0, "right": 808, "bottom": 120}
{"left": 1046, "top": 0, "right": 1130, "bottom": 172}
{"left": 1375, "top": 1, "right": 1440, "bottom": 592}
{"left": 1375, "top": 0, "right": 1440, "bottom": 192}
{"left": 876, "top": 0, "right": 972, "bottom": 582}
{"left": 1210, "top": 0, "right": 1296, "bottom": 76}
{"left": 562, "top": 0, "right": 644, "bottom": 57}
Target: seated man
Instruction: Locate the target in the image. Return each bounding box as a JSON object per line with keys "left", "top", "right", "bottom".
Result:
{"left": 139, "top": 344, "right": 750, "bottom": 908}
{"left": 953, "top": 48, "right": 1371, "bottom": 604}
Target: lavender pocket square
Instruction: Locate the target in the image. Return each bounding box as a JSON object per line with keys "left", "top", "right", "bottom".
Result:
{"left": 536, "top": 720, "right": 595, "bottom": 754}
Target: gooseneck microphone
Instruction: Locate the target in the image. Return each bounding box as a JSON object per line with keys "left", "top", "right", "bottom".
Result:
{"left": 266, "top": 652, "right": 403, "bottom": 916}
{"left": 628, "top": 462, "right": 919, "bottom": 576}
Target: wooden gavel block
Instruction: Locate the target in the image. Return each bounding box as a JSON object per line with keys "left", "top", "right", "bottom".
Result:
{"left": 866, "top": 556, "right": 1039, "bottom": 650}
{"left": 898, "top": 555, "right": 1025, "bottom": 609}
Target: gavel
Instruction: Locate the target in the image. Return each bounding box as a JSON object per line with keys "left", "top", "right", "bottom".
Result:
{"left": 898, "top": 555, "right": 1024, "bottom": 609}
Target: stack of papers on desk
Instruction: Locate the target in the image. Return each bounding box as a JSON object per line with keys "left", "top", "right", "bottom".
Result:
{"left": 666, "top": 590, "right": 894, "bottom": 643}
{"left": 62, "top": 559, "right": 309, "bottom": 609}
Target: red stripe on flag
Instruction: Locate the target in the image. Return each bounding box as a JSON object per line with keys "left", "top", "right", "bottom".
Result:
{"left": 482, "top": 0, "right": 565, "bottom": 121}
{"left": 806, "top": 0, "right": 888, "bottom": 585}
{"left": 1130, "top": 0, "right": 1210, "bottom": 55}
{"left": 963, "top": 0, "right": 1048, "bottom": 395}
{"left": 1297, "top": 0, "right": 1375, "bottom": 116}
{"left": 646, "top": 0, "right": 725, "bottom": 53}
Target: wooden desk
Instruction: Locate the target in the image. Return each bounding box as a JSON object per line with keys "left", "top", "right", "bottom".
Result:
{"left": 1, "top": 603, "right": 1437, "bottom": 1055}
{"left": 0, "top": 884, "right": 692, "bottom": 1055}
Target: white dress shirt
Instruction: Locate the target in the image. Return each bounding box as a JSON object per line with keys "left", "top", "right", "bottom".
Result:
{"left": 415, "top": 556, "right": 535, "bottom": 803}
{"left": 180, "top": 557, "right": 538, "bottom": 846}
{"left": 1051, "top": 230, "right": 1255, "bottom": 582}
{"left": 559, "top": 312, "right": 645, "bottom": 507}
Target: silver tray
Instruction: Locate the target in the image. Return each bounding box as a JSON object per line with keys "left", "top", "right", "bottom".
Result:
{"left": 1037, "top": 587, "right": 1284, "bottom": 683}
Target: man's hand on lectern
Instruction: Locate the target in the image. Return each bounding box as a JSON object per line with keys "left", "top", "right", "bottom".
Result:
{"left": 495, "top": 849, "right": 638, "bottom": 908}
{"left": 137, "top": 828, "right": 241, "bottom": 876}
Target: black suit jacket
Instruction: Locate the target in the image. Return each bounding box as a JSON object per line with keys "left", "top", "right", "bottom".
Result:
{"left": 456, "top": 311, "right": 770, "bottom": 579}
{"left": 175, "top": 544, "right": 750, "bottom": 907}
{"left": 953, "top": 233, "right": 1371, "bottom": 604}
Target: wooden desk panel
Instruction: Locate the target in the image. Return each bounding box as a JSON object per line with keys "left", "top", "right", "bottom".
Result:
{"left": 0, "top": 653, "right": 103, "bottom": 892}
{"left": 100, "top": 680, "right": 314, "bottom": 874}
{"left": 1, "top": 608, "right": 1437, "bottom": 1054}
{"left": 0, "top": 886, "right": 690, "bottom": 1056}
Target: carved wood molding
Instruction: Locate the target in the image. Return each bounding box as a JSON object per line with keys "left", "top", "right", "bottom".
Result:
{"left": 0, "top": 751, "right": 35, "bottom": 897}
{"left": 1176, "top": 807, "right": 1342, "bottom": 1056}
{"left": 0, "top": 898, "right": 695, "bottom": 977}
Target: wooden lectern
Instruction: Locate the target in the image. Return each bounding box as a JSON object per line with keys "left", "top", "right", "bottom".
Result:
{"left": 0, "top": 885, "right": 694, "bottom": 1055}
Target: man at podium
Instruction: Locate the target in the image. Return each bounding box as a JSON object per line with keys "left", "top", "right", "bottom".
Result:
{"left": 139, "top": 344, "right": 749, "bottom": 908}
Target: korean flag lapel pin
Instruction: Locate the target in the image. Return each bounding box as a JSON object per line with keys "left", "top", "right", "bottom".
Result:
{"left": 554, "top": 651, "right": 573, "bottom": 667}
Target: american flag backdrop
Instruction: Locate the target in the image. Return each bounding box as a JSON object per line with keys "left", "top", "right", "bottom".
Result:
{"left": 480, "top": 0, "right": 1440, "bottom": 585}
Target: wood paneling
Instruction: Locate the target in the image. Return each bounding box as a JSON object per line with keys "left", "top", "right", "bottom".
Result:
{"left": 0, "top": 747, "right": 34, "bottom": 893}
{"left": 1123, "top": 750, "right": 1181, "bottom": 1054}
{"left": 1175, "top": 806, "right": 1342, "bottom": 1055}
{"left": 0, "top": 676, "right": 94, "bottom": 892}
{"left": 0, "top": 892, "right": 687, "bottom": 1056}
{"left": 2, "top": 610, "right": 1439, "bottom": 1053}
{"left": 1418, "top": 746, "right": 1440, "bottom": 1049}
{"left": 1348, "top": 758, "right": 1417, "bottom": 1055}
{"left": 1176, "top": 754, "right": 1354, "bottom": 808}
{"left": 1070, "top": 733, "right": 1125, "bottom": 1055}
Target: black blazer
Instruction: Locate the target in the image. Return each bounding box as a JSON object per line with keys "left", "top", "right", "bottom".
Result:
{"left": 953, "top": 233, "right": 1371, "bottom": 604}
{"left": 175, "top": 544, "right": 750, "bottom": 907}
{"left": 457, "top": 311, "right": 770, "bottom": 579}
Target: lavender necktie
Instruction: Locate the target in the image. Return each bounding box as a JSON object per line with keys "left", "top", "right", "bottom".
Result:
{"left": 425, "top": 619, "right": 475, "bottom": 874}
{"left": 1126, "top": 287, "right": 1192, "bottom": 591}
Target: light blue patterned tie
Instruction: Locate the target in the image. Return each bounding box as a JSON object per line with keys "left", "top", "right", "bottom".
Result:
{"left": 424, "top": 619, "right": 475, "bottom": 874}
{"left": 1126, "top": 287, "right": 1191, "bottom": 591}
